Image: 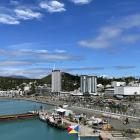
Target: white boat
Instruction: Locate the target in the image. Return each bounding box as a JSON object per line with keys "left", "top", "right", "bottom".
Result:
{"left": 28, "top": 110, "right": 38, "bottom": 114}
{"left": 39, "top": 112, "right": 48, "bottom": 121}
{"left": 48, "top": 116, "right": 55, "bottom": 123}
{"left": 39, "top": 114, "right": 46, "bottom": 121}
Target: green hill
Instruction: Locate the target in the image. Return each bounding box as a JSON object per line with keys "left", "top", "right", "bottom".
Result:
{"left": 0, "top": 74, "right": 139, "bottom": 92}
{"left": 0, "top": 76, "right": 36, "bottom": 90}
{"left": 40, "top": 72, "right": 80, "bottom": 91}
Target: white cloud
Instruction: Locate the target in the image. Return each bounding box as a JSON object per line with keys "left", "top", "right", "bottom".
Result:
{"left": 39, "top": 1, "right": 66, "bottom": 13}
{"left": 0, "top": 60, "right": 32, "bottom": 66}
{"left": 0, "top": 14, "right": 20, "bottom": 25}
{"left": 0, "top": 68, "right": 51, "bottom": 79}
{"left": 14, "top": 8, "right": 42, "bottom": 20}
{"left": 114, "top": 66, "right": 136, "bottom": 70}
{"left": 54, "top": 49, "right": 67, "bottom": 53}
{"left": 121, "top": 34, "right": 140, "bottom": 44}
{"left": 0, "top": 48, "right": 81, "bottom": 64}
{"left": 70, "top": 0, "right": 92, "bottom": 4}
{"left": 79, "top": 39, "right": 110, "bottom": 49}
{"left": 41, "top": 54, "right": 73, "bottom": 61}
{"left": 10, "top": 0, "right": 19, "bottom": 5}
{"left": 79, "top": 14, "right": 140, "bottom": 49}
{"left": 0, "top": 47, "right": 83, "bottom": 78}
{"left": 0, "top": 6, "right": 42, "bottom": 25}
{"left": 0, "top": 0, "right": 93, "bottom": 25}
{"left": 118, "top": 14, "right": 140, "bottom": 29}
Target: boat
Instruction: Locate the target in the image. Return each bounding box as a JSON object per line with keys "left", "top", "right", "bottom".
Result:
{"left": 46, "top": 115, "right": 70, "bottom": 130}
{"left": 28, "top": 110, "right": 39, "bottom": 114}
{"left": 39, "top": 112, "right": 48, "bottom": 122}
{"left": 39, "top": 114, "right": 47, "bottom": 121}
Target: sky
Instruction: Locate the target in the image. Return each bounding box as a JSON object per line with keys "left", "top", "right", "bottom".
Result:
{"left": 0, "top": 0, "right": 140, "bottom": 78}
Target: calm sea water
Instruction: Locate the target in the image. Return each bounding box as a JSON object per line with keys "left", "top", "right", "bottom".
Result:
{"left": 0, "top": 99, "right": 99, "bottom": 140}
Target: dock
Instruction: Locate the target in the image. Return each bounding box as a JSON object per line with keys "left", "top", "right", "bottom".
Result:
{"left": 62, "top": 118, "right": 100, "bottom": 137}
{"left": 0, "top": 113, "right": 38, "bottom": 121}
{"left": 99, "top": 131, "right": 134, "bottom": 140}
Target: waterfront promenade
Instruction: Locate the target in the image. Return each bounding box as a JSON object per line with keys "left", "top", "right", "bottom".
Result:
{"left": 0, "top": 99, "right": 99, "bottom": 140}
{"left": 1, "top": 97, "right": 140, "bottom": 129}
{"left": 0, "top": 97, "right": 140, "bottom": 139}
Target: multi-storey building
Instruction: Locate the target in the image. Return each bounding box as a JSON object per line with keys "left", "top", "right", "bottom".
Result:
{"left": 51, "top": 70, "right": 61, "bottom": 92}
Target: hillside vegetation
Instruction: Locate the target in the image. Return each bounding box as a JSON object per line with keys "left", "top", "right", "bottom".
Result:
{"left": 40, "top": 72, "right": 80, "bottom": 91}
{"left": 0, "top": 74, "right": 139, "bottom": 91}
{"left": 0, "top": 77, "right": 36, "bottom": 90}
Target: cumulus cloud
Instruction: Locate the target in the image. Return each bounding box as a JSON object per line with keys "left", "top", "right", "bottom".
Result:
{"left": 0, "top": 0, "right": 93, "bottom": 25}
{"left": 0, "top": 14, "right": 20, "bottom": 25}
{"left": 0, "top": 6, "right": 42, "bottom": 25}
{"left": 79, "top": 14, "right": 140, "bottom": 49}
{"left": 14, "top": 8, "right": 42, "bottom": 20}
{"left": 39, "top": 0, "right": 66, "bottom": 13}
{"left": 70, "top": 0, "right": 92, "bottom": 4}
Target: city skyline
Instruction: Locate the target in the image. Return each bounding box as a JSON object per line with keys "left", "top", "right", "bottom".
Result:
{"left": 0, "top": 0, "right": 140, "bottom": 78}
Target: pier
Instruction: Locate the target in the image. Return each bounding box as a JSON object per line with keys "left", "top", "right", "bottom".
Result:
{"left": 0, "top": 113, "right": 38, "bottom": 121}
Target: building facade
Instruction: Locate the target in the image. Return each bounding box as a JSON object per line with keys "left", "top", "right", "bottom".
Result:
{"left": 80, "top": 75, "right": 87, "bottom": 93}
{"left": 111, "top": 81, "right": 126, "bottom": 87}
{"left": 51, "top": 70, "right": 61, "bottom": 92}
{"left": 80, "top": 75, "right": 97, "bottom": 94}
{"left": 114, "top": 86, "right": 140, "bottom": 96}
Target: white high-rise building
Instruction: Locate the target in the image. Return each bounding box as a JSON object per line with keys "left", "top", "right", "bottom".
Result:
{"left": 51, "top": 70, "right": 61, "bottom": 92}
{"left": 80, "top": 75, "right": 87, "bottom": 93}
{"left": 80, "top": 75, "right": 97, "bottom": 94}
{"left": 88, "top": 76, "right": 97, "bottom": 93}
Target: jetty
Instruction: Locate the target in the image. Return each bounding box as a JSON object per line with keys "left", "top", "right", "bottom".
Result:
{"left": 0, "top": 113, "right": 38, "bottom": 121}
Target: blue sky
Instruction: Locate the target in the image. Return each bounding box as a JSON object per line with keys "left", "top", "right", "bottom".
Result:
{"left": 0, "top": 0, "right": 140, "bottom": 78}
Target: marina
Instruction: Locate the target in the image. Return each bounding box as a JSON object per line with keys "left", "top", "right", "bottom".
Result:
{"left": 1, "top": 0, "right": 140, "bottom": 139}
{"left": 0, "top": 99, "right": 99, "bottom": 140}
{"left": 0, "top": 98, "right": 140, "bottom": 140}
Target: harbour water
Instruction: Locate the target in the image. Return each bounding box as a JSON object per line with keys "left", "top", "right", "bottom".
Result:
{"left": 0, "top": 99, "right": 99, "bottom": 140}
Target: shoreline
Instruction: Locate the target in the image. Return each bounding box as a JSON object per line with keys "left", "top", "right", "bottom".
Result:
{"left": 0, "top": 96, "right": 140, "bottom": 139}
{"left": 0, "top": 96, "right": 58, "bottom": 106}
{"left": 0, "top": 96, "right": 100, "bottom": 139}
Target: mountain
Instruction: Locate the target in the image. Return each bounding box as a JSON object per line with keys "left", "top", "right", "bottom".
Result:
{"left": 0, "top": 72, "right": 139, "bottom": 92}
{"left": 41, "top": 73, "right": 140, "bottom": 92}
{"left": 8, "top": 75, "right": 29, "bottom": 79}
{"left": 0, "top": 72, "right": 80, "bottom": 91}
